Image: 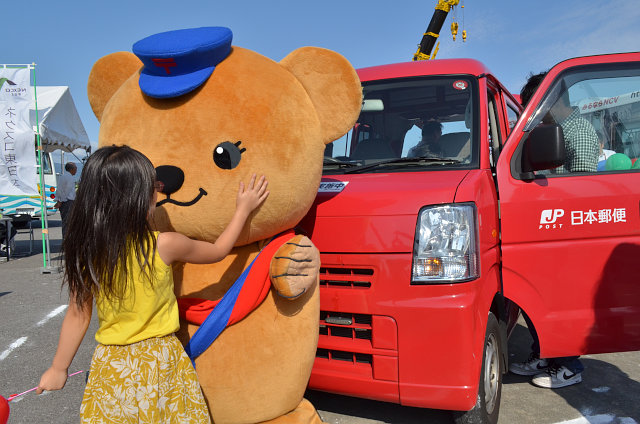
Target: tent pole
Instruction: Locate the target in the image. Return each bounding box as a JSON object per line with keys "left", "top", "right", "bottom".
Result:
{"left": 32, "top": 64, "right": 57, "bottom": 274}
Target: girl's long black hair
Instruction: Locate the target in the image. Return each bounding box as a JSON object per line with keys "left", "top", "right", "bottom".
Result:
{"left": 63, "top": 145, "right": 157, "bottom": 308}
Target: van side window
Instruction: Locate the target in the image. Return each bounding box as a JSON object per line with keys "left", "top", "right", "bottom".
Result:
{"left": 525, "top": 67, "right": 640, "bottom": 175}
{"left": 487, "top": 90, "right": 502, "bottom": 166}
{"left": 506, "top": 103, "right": 519, "bottom": 135}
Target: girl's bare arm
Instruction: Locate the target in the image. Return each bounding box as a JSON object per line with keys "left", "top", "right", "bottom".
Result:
{"left": 37, "top": 295, "right": 92, "bottom": 393}
{"left": 158, "top": 174, "right": 269, "bottom": 265}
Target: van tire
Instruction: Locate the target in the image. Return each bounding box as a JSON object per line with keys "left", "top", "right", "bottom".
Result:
{"left": 452, "top": 312, "right": 503, "bottom": 424}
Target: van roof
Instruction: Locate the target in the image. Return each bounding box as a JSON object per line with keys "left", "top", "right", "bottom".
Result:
{"left": 357, "top": 58, "right": 493, "bottom": 82}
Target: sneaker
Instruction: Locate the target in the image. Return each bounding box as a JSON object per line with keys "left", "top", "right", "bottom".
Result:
{"left": 532, "top": 365, "right": 582, "bottom": 388}
{"left": 509, "top": 353, "right": 549, "bottom": 376}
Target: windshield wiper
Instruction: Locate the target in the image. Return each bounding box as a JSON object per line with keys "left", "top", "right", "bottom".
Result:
{"left": 344, "top": 157, "right": 461, "bottom": 174}
{"left": 323, "top": 157, "right": 359, "bottom": 168}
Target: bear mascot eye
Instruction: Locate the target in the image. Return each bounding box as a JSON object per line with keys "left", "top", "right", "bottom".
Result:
{"left": 213, "top": 141, "right": 245, "bottom": 170}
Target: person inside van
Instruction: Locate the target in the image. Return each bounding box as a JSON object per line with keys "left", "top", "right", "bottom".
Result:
{"left": 597, "top": 130, "right": 616, "bottom": 171}
{"left": 508, "top": 71, "right": 585, "bottom": 388}
{"left": 550, "top": 93, "right": 599, "bottom": 173}
{"left": 408, "top": 121, "right": 443, "bottom": 158}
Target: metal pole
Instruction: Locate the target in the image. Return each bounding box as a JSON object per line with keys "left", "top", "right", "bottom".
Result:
{"left": 32, "top": 63, "right": 57, "bottom": 274}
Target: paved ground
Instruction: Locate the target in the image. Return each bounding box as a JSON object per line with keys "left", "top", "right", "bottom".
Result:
{"left": 308, "top": 330, "right": 640, "bottom": 424}
{"left": 1, "top": 214, "right": 639, "bottom": 423}
{"left": 1, "top": 214, "right": 98, "bottom": 424}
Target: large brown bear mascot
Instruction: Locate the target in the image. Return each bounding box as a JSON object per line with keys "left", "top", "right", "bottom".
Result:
{"left": 86, "top": 27, "right": 361, "bottom": 423}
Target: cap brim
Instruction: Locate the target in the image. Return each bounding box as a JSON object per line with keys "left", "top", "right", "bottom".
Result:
{"left": 139, "top": 65, "right": 215, "bottom": 99}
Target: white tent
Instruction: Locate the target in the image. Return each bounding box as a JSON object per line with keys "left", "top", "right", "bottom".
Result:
{"left": 29, "top": 86, "right": 90, "bottom": 153}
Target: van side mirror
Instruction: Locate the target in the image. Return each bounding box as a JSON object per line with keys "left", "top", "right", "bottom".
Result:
{"left": 520, "top": 124, "right": 566, "bottom": 180}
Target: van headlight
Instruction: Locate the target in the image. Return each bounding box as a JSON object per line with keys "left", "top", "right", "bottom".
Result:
{"left": 412, "top": 203, "right": 479, "bottom": 284}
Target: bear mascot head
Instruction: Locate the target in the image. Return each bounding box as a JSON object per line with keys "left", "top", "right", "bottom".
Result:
{"left": 87, "top": 27, "right": 361, "bottom": 423}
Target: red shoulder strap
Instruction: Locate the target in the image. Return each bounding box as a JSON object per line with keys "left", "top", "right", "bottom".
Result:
{"left": 177, "top": 230, "right": 296, "bottom": 325}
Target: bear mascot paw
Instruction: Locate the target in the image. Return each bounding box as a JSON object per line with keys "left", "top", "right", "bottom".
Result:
{"left": 87, "top": 26, "right": 362, "bottom": 424}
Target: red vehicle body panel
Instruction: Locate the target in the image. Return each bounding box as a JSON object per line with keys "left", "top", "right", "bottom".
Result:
{"left": 306, "top": 171, "right": 466, "bottom": 252}
{"left": 498, "top": 52, "right": 640, "bottom": 357}
{"left": 356, "top": 58, "right": 492, "bottom": 83}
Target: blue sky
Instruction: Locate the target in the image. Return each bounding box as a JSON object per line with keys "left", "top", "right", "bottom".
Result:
{"left": 2, "top": 0, "right": 638, "bottom": 150}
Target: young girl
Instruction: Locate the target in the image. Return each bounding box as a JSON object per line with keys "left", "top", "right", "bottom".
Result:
{"left": 37, "top": 145, "right": 269, "bottom": 423}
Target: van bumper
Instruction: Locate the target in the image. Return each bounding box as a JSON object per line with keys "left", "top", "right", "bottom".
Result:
{"left": 309, "top": 252, "right": 498, "bottom": 411}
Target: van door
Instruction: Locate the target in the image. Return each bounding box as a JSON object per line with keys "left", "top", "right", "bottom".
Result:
{"left": 497, "top": 52, "right": 640, "bottom": 357}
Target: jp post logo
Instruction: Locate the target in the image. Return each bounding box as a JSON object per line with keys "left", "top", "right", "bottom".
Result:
{"left": 539, "top": 209, "right": 565, "bottom": 229}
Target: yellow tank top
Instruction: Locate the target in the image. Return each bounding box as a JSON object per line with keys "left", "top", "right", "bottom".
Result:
{"left": 94, "top": 232, "right": 179, "bottom": 345}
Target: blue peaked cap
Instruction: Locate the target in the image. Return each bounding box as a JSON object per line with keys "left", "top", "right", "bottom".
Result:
{"left": 132, "top": 27, "right": 232, "bottom": 99}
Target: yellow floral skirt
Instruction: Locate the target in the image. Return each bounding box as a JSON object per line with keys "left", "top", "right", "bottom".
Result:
{"left": 80, "top": 334, "right": 211, "bottom": 423}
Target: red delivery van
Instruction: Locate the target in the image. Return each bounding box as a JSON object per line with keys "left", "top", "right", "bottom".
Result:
{"left": 300, "top": 52, "right": 640, "bottom": 423}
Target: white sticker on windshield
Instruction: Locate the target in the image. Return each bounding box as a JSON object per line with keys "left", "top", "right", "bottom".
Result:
{"left": 319, "top": 181, "right": 349, "bottom": 193}
{"left": 453, "top": 80, "right": 468, "bottom": 90}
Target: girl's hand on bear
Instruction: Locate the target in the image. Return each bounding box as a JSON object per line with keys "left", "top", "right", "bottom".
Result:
{"left": 237, "top": 174, "right": 269, "bottom": 215}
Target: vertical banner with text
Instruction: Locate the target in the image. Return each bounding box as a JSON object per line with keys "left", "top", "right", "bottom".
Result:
{"left": 0, "top": 66, "right": 37, "bottom": 196}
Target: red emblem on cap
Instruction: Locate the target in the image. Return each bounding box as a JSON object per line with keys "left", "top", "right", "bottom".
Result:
{"left": 152, "top": 58, "right": 177, "bottom": 75}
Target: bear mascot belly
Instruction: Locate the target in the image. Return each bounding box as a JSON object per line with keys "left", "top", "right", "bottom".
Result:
{"left": 86, "top": 27, "right": 361, "bottom": 423}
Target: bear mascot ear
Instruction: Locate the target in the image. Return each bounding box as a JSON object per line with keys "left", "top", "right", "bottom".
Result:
{"left": 87, "top": 51, "right": 142, "bottom": 122}
{"left": 280, "top": 47, "right": 362, "bottom": 144}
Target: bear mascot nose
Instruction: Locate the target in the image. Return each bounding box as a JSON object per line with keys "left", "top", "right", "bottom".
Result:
{"left": 155, "top": 165, "right": 184, "bottom": 195}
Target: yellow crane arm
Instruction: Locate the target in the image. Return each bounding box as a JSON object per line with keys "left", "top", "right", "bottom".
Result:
{"left": 413, "top": 0, "right": 462, "bottom": 61}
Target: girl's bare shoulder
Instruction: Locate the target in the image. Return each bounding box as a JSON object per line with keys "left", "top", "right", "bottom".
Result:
{"left": 157, "top": 232, "right": 186, "bottom": 264}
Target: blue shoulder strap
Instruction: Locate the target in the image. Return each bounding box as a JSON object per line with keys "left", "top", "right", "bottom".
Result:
{"left": 184, "top": 253, "right": 259, "bottom": 368}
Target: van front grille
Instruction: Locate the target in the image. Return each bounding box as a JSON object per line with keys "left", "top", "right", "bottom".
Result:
{"left": 320, "top": 311, "right": 373, "bottom": 341}
{"left": 316, "top": 348, "right": 373, "bottom": 365}
{"left": 319, "top": 267, "right": 373, "bottom": 289}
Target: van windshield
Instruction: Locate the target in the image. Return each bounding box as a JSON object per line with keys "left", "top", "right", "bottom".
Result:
{"left": 324, "top": 77, "right": 478, "bottom": 174}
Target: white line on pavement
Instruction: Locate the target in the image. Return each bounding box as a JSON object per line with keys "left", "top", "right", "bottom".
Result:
{"left": 36, "top": 304, "right": 67, "bottom": 327}
{"left": 0, "top": 305, "right": 67, "bottom": 362}
{"left": 0, "top": 336, "right": 27, "bottom": 361}
{"left": 554, "top": 414, "right": 637, "bottom": 424}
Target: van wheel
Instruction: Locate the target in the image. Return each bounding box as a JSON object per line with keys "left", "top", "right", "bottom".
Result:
{"left": 452, "top": 312, "right": 503, "bottom": 424}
